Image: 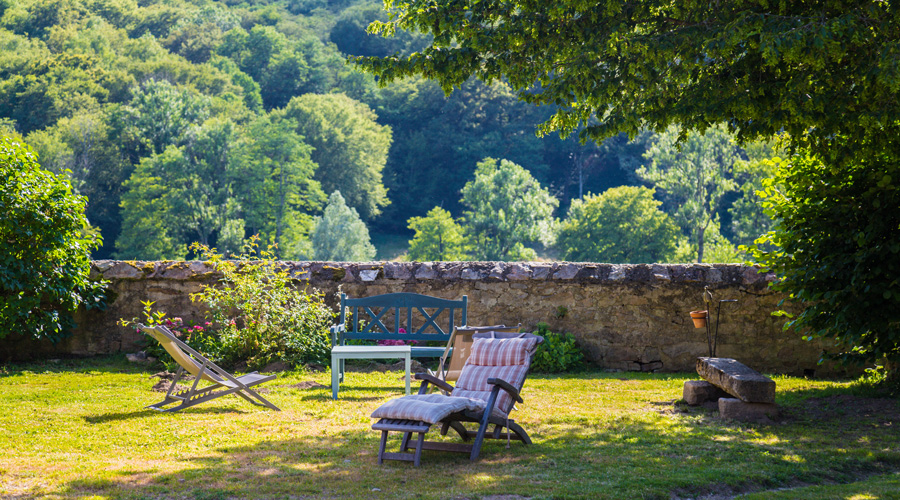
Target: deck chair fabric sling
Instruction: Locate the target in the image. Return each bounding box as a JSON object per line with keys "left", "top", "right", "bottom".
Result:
{"left": 370, "top": 332, "right": 542, "bottom": 466}
{"left": 436, "top": 324, "right": 522, "bottom": 383}
{"left": 138, "top": 324, "right": 280, "bottom": 412}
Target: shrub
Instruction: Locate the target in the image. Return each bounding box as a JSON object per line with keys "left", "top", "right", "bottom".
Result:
{"left": 124, "top": 301, "right": 221, "bottom": 372}
{"left": 190, "top": 238, "right": 335, "bottom": 369}
{"left": 531, "top": 322, "right": 585, "bottom": 373}
{"left": 0, "top": 136, "right": 106, "bottom": 342}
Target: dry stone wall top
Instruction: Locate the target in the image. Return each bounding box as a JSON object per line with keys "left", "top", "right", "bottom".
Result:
{"left": 2, "top": 261, "right": 852, "bottom": 376}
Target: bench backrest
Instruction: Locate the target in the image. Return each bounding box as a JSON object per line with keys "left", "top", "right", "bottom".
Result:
{"left": 337, "top": 292, "right": 467, "bottom": 344}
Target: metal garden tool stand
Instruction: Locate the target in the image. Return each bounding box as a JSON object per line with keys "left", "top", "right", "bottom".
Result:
{"left": 702, "top": 286, "right": 737, "bottom": 357}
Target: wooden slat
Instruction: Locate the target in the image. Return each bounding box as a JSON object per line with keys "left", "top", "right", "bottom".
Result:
{"left": 420, "top": 441, "right": 472, "bottom": 453}
{"left": 381, "top": 451, "right": 416, "bottom": 462}
{"left": 372, "top": 419, "right": 431, "bottom": 433}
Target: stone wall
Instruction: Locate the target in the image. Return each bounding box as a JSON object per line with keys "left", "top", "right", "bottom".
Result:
{"left": 2, "top": 260, "right": 850, "bottom": 376}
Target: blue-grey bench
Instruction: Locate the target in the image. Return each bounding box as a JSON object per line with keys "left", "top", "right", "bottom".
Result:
{"left": 330, "top": 292, "right": 468, "bottom": 399}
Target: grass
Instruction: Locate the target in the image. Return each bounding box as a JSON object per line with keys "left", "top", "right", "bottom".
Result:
{"left": 1, "top": 357, "right": 899, "bottom": 499}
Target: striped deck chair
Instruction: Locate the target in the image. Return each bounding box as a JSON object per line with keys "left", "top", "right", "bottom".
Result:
{"left": 139, "top": 324, "right": 280, "bottom": 412}
{"left": 370, "top": 331, "right": 543, "bottom": 466}
{"left": 435, "top": 324, "right": 522, "bottom": 383}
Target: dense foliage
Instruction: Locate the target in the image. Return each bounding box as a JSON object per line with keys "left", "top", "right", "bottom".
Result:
{"left": 406, "top": 207, "right": 468, "bottom": 261}
{"left": 638, "top": 125, "right": 740, "bottom": 263}
{"left": 0, "top": 0, "right": 784, "bottom": 264}
{"left": 753, "top": 153, "right": 900, "bottom": 370}
{"left": 0, "top": 136, "right": 105, "bottom": 341}
{"left": 530, "top": 322, "right": 585, "bottom": 373}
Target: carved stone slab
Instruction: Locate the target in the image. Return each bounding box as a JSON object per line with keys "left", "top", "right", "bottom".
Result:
{"left": 697, "top": 357, "right": 776, "bottom": 403}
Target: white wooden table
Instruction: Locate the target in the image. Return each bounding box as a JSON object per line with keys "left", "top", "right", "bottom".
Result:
{"left": 331, "top": 345, "right": 412, "bottom": 399}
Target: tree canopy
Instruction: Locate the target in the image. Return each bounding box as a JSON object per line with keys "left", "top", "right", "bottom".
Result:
{"left": 356, "top": 1, "right": 900, "bottom": 157}
{"left": 311, "top": 190, "right": 376, "bottom": 261}
{"left": 638, "top": 124, "right": 740, "bottom": 263}
{"left": 461, "top": 158, "right": 557, "bottom": 261}
{"left": 557, "top": 186, "right": 679, "bottom": 264}
{"left": 407, "top": 206, "right": 468, "bottom": 261}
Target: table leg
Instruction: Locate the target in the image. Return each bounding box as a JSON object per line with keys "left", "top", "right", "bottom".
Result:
{"left": 332, "top": 352, "right": 340, "bottom": 400}
{"left": 404, "top": 353, "right": 411, "bottom": 395}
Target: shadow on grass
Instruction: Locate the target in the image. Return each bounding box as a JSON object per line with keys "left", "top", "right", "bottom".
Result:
{"left": 52, "top": 395, "right": 900, "bottom": 500}
{"left": 0, "top": 354, "right": 151, "bottom": 377}
{"left": 84, "top": 406, "right": 248, "bottom": 423}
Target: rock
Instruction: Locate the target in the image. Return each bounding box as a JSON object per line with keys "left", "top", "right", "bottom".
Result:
{"left": 414, "top": 264, "right": 437, "bottom": 279}
{"left": 359, "top": 269, "right": 380, "bottom": 282}
{"left": 718, "top": 398, "right": 780, "bottom": 423}
{"left": 697, "top": 357, "right": 776, "bottom": 403}
{"left": 461, "top": 268, "right": 482, "bottom": 280}
{"left": 554, "top": 264, "right": 579, "bottom": 280}
{"left": 683, "top": 380, "right": 730, "bottom": 406}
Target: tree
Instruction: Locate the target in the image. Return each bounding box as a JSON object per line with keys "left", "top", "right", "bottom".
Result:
{"left": 637, "top": 125, "right": 740, "bottom": 263}
{"left": 753, "top": 152, "right": 900, "bottom": 372}
{"left": 278, "top": 93, "right": 391, "bottom": 221}
{"left": 460, "top": 158, "right": 557, "bottom": 261}
{"left": 120, "top": 79, "right": 209, "bottom": 158}
{"left": 0, "top": 136, "right": 105, "bottom": 342}
{"left": 311, "top": 191, "right": 376, "bottom": 261}
{"left": 557, "top": 187, "right": 679, "bottom": 264}
{"left": 234, "top": 115, "right": 325, "bottom": 259}
{"left": 407, "top": 206, "right": 468, "bottom": 261}
{"left": 116, "top": 119, "right": 244, "bottom": 259}
{"left": 25, "top": 110, "right": 131, "bottom": 259}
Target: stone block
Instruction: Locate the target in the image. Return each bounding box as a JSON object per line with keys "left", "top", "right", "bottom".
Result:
{"left": 683, "top": 380, "right": 730, "bottom": 406}
{"left": 718, "top": 398, "right": 780, "bottom": 423}
{"left": 697, "top": 357, "right": 776, "bottom": 403}
{"left": 415, "top": 264, "right": 437, "bottom": 279}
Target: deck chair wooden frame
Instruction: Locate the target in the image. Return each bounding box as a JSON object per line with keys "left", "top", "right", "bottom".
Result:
{"left": 436, "top": 324, "right": 521, "bottom": 382}
{"left": 372, "top": 332, "right": 542, "bottom": 466}
{"left": 138, "top": 324, "right": 280, "bottom": 412}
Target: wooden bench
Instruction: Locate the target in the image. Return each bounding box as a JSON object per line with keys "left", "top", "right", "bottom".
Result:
{"left": 330, "top": 292, "right": 467, "bottom": 399}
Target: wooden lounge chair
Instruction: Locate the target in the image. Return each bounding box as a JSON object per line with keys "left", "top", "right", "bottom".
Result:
{"left": 138, "top": 324, "right": 280, "bottom": 412}
{"left": 436, "top": 324, "right": 522, "bottom": 382}
{"left": 370, "top": 331, "right": 543, "bottom": 466}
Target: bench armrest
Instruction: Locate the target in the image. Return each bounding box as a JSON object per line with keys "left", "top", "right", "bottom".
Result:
{"left": 487, "top": 377, "right": 523, "bottom": 404}
{"left": 414, "top": 372, "right": 455, "bottom": 393}
{"left": 329, "top": 323, "right": 345, "bottom": 346}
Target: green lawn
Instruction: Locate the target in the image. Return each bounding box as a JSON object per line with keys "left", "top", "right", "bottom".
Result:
{"left": 1, "top": 357, "right": 898, "bottom": 499}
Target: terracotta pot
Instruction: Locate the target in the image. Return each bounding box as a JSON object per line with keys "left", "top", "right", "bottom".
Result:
{"left": 690, "top": 310, "right": 708, "bottom": 329}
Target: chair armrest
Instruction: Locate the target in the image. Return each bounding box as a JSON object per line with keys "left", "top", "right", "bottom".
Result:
{"left": 487, "top": 377, "right": 523, "bottom": 404}
{"left": 329, "top": 323, "right": 345, "bottom": 346}
{"left": 414, "top": 372, "right": 455, "bottom": 393}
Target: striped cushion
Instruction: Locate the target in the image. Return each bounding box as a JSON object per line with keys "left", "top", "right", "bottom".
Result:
{"left": 468, "top": 337, "right": 537, "bottom": 366}
{"left": 452, "top": 337, "right": 538, "bottom": 416}
{"left": 371, "top": 394, "right": 486, "bottom": 424}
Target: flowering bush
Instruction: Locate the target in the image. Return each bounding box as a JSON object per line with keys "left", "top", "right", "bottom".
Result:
{"left": 377, "top": 328, "right": 418, "bottom": 346}
{"left": 120, "top": 300, "right": 221, "bottom": 371}
{"left": 190, "top": 237, "right": 335, "bottom": 369}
